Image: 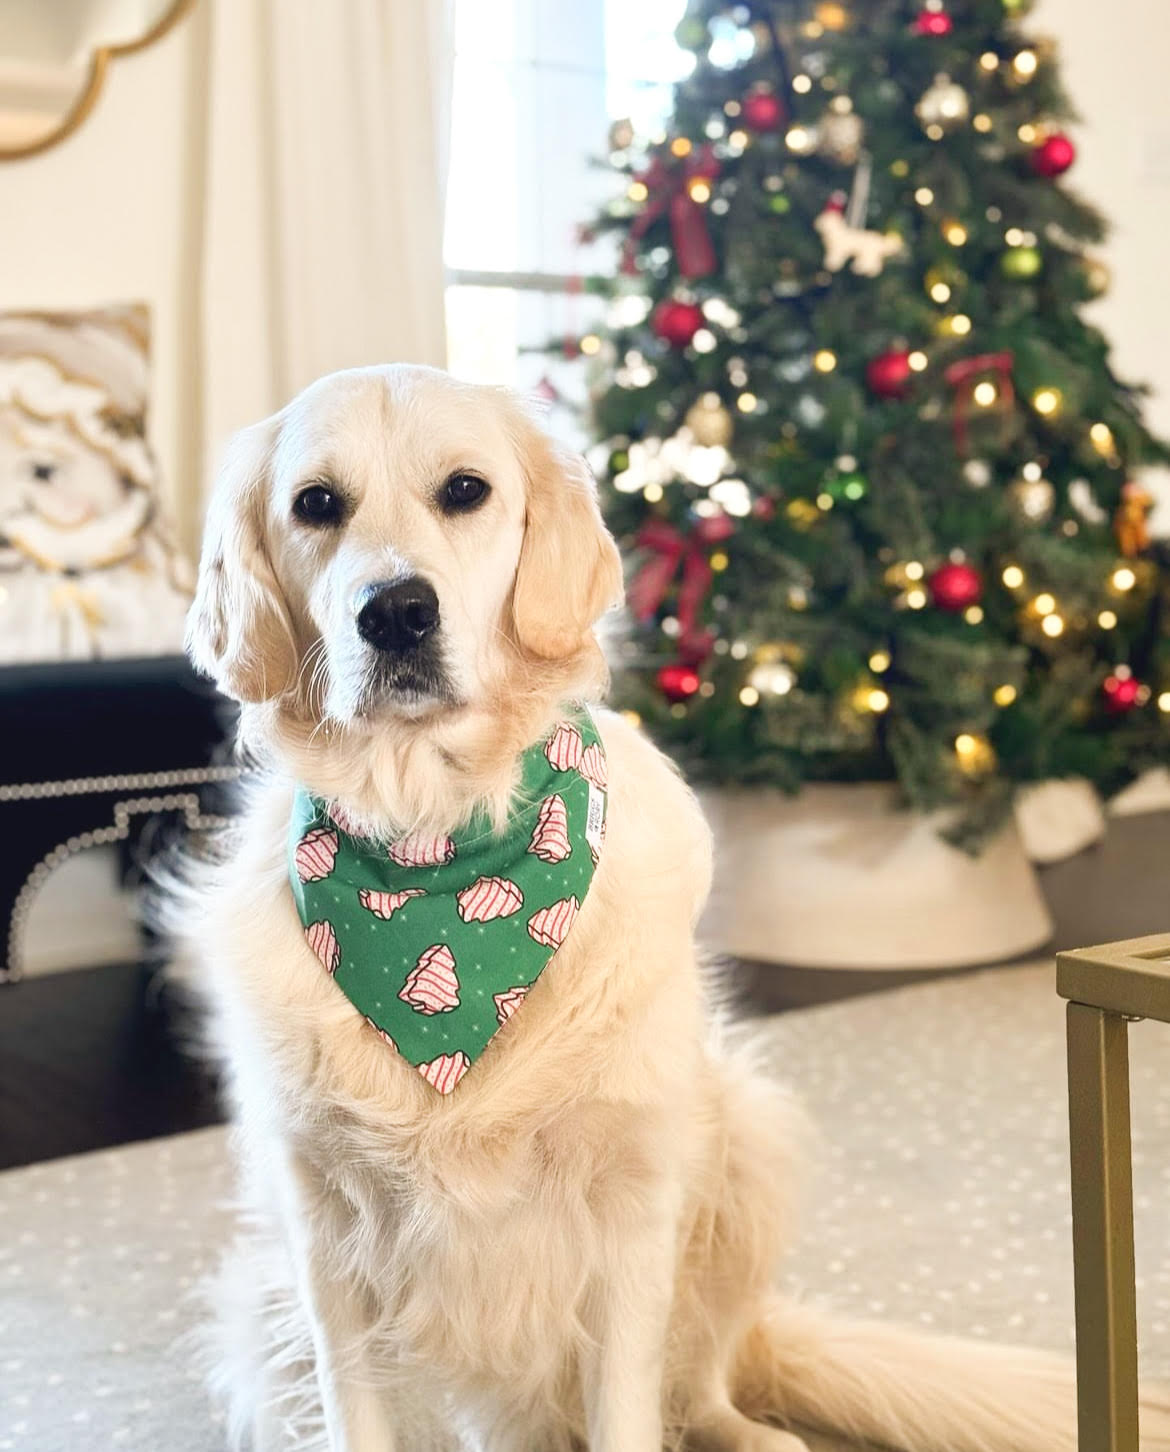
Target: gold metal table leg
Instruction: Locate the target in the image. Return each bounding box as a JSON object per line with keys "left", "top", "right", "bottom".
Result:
{"left": 1066, "top": 1002, "right": 1140, "bottom": 1452}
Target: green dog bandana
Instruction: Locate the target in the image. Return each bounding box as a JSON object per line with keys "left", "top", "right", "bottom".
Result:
{"left": 288, "top": 709, "right": 607, "bottom": 1094}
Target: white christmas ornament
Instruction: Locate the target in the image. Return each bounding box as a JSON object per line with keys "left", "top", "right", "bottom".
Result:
{"left": 816, "top": 205, "right": 903, "bottom": 276}
{"left": 916, "top": 74, "right": 970, "bottom": 130}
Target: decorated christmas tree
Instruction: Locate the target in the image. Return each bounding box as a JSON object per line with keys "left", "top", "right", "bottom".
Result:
{"left": 576, "top": 0, "right": 1170, "bottom": 848}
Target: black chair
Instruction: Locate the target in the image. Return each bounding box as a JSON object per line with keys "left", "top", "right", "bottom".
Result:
{"left": 0, "top": 656, "right": 237, "bottom": 980}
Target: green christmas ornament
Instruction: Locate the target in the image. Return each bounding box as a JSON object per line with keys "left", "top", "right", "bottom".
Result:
{"left": 768, "top": 194, "right": 791, "bottom": 214}
{"left": 825, "top": 469, "right": 868, "bottom": 502}
{"left": 1001, "top": 245, "right": 1043, "bottom": 279}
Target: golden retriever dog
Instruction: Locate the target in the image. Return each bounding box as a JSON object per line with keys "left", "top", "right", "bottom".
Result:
{"left": 179, "top": 364, "right": 1167, "bottom": 1452}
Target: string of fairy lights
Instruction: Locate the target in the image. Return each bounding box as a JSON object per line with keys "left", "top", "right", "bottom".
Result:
{"left": 584, "top": 0, "right": 1165, "bottom": 782}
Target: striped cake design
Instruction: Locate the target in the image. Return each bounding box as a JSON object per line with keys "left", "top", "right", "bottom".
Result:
{"left": 417, "top": 1051, "right": 471, "bottom": 1095}
{"left": 493, "top": 985, "right": 529, "bottom": 1025}
{"left": 398, "top": 944, "right": 460, "bottom": 1015}
{"left": 358, "top": 887, "right": 426, "bottom": 920}
{"left": 388, "top": 832, "right": 457, "bottom": 868}
{"left": 295, "top": 827, "right": 339, "bottom": 883}
{"left": 305, "top": 920, "right": 341, "bottom": 975}
{"left": 363, "top": 1016, "right": 397, "bottom": 1052}
{"left": 456, "top": 875, "right": 524, "bottom": 923}
{"left": 579, "top": 742, "right": 608, "bottom": 791}
{"left": 527, "top": 794, "right": 571, "bottom": 863}
{"left": 544, "top": 721, "right": 584, "bottom": 772}
{"left": 527, "top": 896, "right": 580, "bottom": 949}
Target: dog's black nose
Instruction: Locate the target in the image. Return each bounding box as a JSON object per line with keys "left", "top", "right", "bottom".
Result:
{"left": 355, "top": 577, "right": 440, "bottom": 653}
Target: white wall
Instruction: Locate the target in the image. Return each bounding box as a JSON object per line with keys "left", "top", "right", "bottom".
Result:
{"left": 0, "top": 2, "right": 209, "bottom": 551}
{"left": 1034, "top": 0, "right": 1170, "bottom": 515}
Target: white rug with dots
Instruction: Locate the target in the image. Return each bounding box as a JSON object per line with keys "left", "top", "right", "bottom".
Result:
{"left": 1, "top": 961, "right": 1168, "bottom": 1450}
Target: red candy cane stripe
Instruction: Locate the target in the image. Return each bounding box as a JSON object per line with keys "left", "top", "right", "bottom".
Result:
{"left": 417, "top": 1051, "right": 471, "bottom": 1095}
{"left": 544, "top": 722, "right": 584, "bottom": 771}
{"left": 358, "top": 887, "right": 426, "bottom": 920}
{"left": 579, "top": 743, "right": 607, "bottom": 791}
{"left": 493, "top": 985, "right": 529, "bottom": 1025}
{"left": 528, "top": 794, "right": 571, "bottom": 863}
{"left": 398, "top": 944, "right": 460, "bottom": 1015}
{"left": 527, "top": 896, "right": 580, "bottom": 949}
{"left": 457, "top": 876, "right": 524, "bottom": 922}
{"left": 305, "top": 920, "right": 341, "bottom": 975}
{"left": 295, "top": 828, "right": 339, "bottom": 882}
{"left": 388, "top": 833, "right": 457, "bottom": 868}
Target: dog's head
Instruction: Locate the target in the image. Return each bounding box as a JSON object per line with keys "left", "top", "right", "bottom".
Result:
{"left": 186, "top": 366, "right": 623, "bottom": 726}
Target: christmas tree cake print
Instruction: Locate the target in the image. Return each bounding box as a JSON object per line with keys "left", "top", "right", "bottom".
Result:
{"left": 528, "top": 794, "right": 571, "bottom": 863}
{"left": 363, "top": 1016, "right": 397, "bottom": 1052}
{"left": 388, "top": 832, "right": 456, "bottom": 868}
{"left": 398, "top": 944, "right": 460, "bottom": 1014}
{"left": 305, "top": 920, "right": 341, "bottom": 975}
{"left": 295, "top": 828, "right": 339, "bottom": 882}
{"left": 527, "top": 896, "right": 580, "bottom": 949}
{"left": 358, "top": 887, "right": 426, "bottom": 920}
{"left": 418, "top": 1051, "right": 471, "bottom": 1095}
{"left": 544, "top": 721, "right": 583, "bottom": 771}
{"left": 579, "top": 742, "right": 607, "bottom": 791}
{"left": 493, "top": 985, "right": 529, "bottom": 1025}
{"left": 456, "top": 875, "right": 524, "bottom": 923}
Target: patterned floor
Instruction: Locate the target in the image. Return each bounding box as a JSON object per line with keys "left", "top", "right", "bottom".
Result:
{"left": 1, "top": 961, "right": 1168, "bottom": 1449}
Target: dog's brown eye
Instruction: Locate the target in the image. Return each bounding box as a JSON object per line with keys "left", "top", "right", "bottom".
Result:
{"left": 293, "top": 484, "right": 342, "bottom": 525}
{"left": 442, "top": 473, "right": 489, "bottom": 512}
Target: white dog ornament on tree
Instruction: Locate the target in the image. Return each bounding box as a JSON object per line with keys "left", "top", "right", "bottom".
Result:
{"left": 814, "top": 196, "right": 903, "bottom": 277}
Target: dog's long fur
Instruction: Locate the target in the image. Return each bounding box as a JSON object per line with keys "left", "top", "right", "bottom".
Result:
{"left": 176, "top": 365, "right": 1170, "bottom": 1451}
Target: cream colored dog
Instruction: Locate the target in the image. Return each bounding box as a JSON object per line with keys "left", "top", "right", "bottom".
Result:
{"left": 180, "top": 364, "right": 1166, "bottom": 1452}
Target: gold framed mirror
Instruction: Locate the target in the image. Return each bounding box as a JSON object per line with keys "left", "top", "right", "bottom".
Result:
{"left": 0, "top": 0, "right": 197, "bottom": 162}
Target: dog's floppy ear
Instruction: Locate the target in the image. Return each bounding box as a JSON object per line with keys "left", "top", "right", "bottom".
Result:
{"left": 511, "top": 423, "right": 624, "bottom": 661}
{"left": 185, "top": 420, "right": 298, "bottom": 703}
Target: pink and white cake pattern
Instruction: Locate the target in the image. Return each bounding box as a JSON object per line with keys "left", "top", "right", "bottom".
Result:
{"left": 544, "top": 721, "right": 584, "bottom": 772}
{"left": 358, "top": 887, "right": 427, "bottom": 920}
{"left": 417, "top": 1051, "right": 471, "bottom": 1095}
{"left": 305, "top": 920, "right": 341, "bottom": 975}
{"left": 527, "top": 794, "right": 571, "bottom": 863}
{"left": 527, "top": 896, "right": 579, "bottom": 949}
{"left": 456, "top": 875, "right": 524, "bottom": 923}
{"left": 388, "top": 833, "right": 457, "bottom": 869}
{"left": 295, "top": 828, "right": 339, "bottom": 883}
{"left": 493, "top": 985, "right": 529, "bottom": 1025}
{"left": 363, "top": 1016, "right": 397, "bottom": 1052}
{"left": 579, "top": 742, "right": 608, "bottom": 791}
{"left": 398, "top": 943, "right": 460, "bottom": 1015}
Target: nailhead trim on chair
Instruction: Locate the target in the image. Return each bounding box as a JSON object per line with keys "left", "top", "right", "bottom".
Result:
{"left": 2, "top": 767, "right": 239, "bottom": 982}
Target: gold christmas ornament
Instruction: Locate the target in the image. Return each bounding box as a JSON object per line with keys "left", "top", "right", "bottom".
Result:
{"left": 916, "top": 74, "right": 970, "bottom": 131}
{"left": 815, "top": 1, "right": 849, "bottom": 29}
{"left": 1009, "top": 473, "right": 1055, "bottom": 521}
{"left": 819, "top": 110, "right": 864, "bottom": 164}
{"left": 684, "top": 393, "right": 735, "bottom": 447}
{"left": 1084, "top": 255, "right": 1111, "bottom": 297}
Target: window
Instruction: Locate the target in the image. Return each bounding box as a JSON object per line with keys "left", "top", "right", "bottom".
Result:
{"left": 444, "top": 0, "right": 691, "bottom": 426}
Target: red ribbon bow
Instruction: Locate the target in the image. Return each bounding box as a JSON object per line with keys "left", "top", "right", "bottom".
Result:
{"left": 628, "top": 515, "right": 734, "bottom": 659}
{"left": 622, "top": 146, "right": 721, "bottom": 280}
{"left": 943, "top": 351, "right": 1015, "bottom": 453}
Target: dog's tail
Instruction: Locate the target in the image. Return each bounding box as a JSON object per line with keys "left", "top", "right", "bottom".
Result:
{"left": 733, "top": 1297, "right": 1170, "bottom": 1451}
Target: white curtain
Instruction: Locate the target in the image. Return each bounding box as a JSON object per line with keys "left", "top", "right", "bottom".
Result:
{"left": 200, "top": 0, "right": 453, "bottom": 468}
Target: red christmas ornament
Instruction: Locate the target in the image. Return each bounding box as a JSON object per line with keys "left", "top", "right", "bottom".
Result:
{"left": 652, "top": 298, "right": 705, "bottom": 349}
{"left": 741, "top": 89, "right": 787, "bottom": 133}
{"left": 1103, "top": 673, "right": 1142, "bottom": 714}
{"left": 866, "top": 349, "right": 914, "bottom": 400}
{"left": 657, "top": 662, "right": 701, "bottom": 702}
{"left": 1031, "top": 133, "right": 1076, "bottom": 178}
{"left": 929, "top": 561, "right": 983, "bottom": 612}
{"left": 913, "top": 9, "right": 953, "bottom": 35}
